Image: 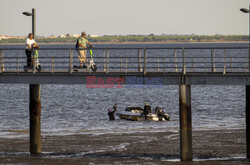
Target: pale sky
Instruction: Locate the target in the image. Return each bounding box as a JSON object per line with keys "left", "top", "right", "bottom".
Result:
{"left": 0, "top": 0, "right": 249, "bottom": 36}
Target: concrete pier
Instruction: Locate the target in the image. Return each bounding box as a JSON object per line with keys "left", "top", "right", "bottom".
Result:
{"left": 29, "top": 84, "right": 41, "bottom": 154}
{"left": 179, "top": 85, "right": 193, "bottom": 161}
{"left": 246, "top": 85, "right": 250, "bottom": 158}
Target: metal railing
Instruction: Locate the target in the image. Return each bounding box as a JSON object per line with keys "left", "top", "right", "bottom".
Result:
{"left": 0, "top": 47, "right": 249, "bottom": 74}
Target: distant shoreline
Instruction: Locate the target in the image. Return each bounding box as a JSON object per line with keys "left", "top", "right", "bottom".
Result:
{"left": 0, "top": 41, "right": 248, "bottom": 46}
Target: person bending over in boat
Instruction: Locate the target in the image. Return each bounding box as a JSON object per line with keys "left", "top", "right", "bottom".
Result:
{"left": 155, "top": 107, "right": 170, "bottom": 121}
{"left": 143, "top": 102, "right": 151, "bottom": 120}
{"left": 108, "top": 104, "right": 117, "bottom": 121}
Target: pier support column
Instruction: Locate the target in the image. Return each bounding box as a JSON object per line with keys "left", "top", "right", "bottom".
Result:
{"left": 179, "top": 85, "right": 193, "bottom": 161}
{"left": 29, "top": 84, "right": 41, "bottom": 154}
{"left": 246, "top": 85, "right": 250, "bottom": 158}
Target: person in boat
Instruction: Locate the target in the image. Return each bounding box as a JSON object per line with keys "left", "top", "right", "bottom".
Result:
{"left": 155, "top": 106, "right": 170, "bottom": 121}
{"left": 108, "top": 104, "right": 117, "bottom": 121}
{"left": 143, "top": 102, "right": 151, "bottom": 120}
{"left": 77, "top": 32, "right": 94, "bottom": 69}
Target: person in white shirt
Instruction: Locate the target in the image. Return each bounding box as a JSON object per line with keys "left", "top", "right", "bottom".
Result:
{"left": 25, "top": 33, "right": 36, "bottom": 67}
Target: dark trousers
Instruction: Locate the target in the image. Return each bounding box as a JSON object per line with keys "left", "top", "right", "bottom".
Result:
{"left": 25, "top": 49, "right": 32, "bottom": 67}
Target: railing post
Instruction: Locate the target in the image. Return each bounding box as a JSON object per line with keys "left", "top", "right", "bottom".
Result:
{"left": 224, "top": 49, "right": 227, "bottom": 74}
{"left": 174, "top": 49, "right": 178, "bottom": 72}
{"left": 17, "top": 57, "right": 19, "bottom": 73}
{"left": 230, "top": 57, "right": 232, "bottom": 72}
{"left": 211, "top": 49, "right": 216, "bottom": 72}
{"left": 0, "top": 50, "right": 4, "bottom": 73}
{"left": 138, "top": 49, "right": 142, "bottom": 72}
{"left": 164, "top": 57, "right": 167, "bottom": 73}
{"left": 103, "top": 49, "right": 106, "bottom": 72}
{"left": 125, "top": 57, "right": 127, "bottom": 73}
{"left": 106, "top": 49, "right": 109, "bottom": 73}
{"left": 246, "top": 85, "right": 250, "bottom": 159}
{"left": 182, "top": 48, "right": 186, "bottom": 75}
{"left": 157, "top": 57, "right": 159, "bottom": 72}
{"left": 144, "top": 48, "right": 147, "bottom": 75}
{"left": 245, "top": 57, "right": 248, "bottom": 72}
{"left": 249, "top": 48, "right": 250, "bottom": 72}
{"left": 52, "top": 58, "right": 55, "bottom": 73}
{"left": 192, "top": 58, "right": 195, "bottom": 72}
{"left": 120, "top": 58, "right": 122, "bottom": 72}
{"left": 179, "top": 84, "right": 193, "bottom": 161}
{"left": 224, "top": 49, "right": 227, "bottom": 67}
{"left": 69, "top": 49, "right": 73, "bottom": 74}
{"left": 204, "top": 57, "right": 207, "bottom": 72}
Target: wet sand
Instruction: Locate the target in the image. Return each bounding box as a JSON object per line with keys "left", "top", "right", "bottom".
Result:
{"left": 0, "top": 129, "right": 249, "bottom": 164}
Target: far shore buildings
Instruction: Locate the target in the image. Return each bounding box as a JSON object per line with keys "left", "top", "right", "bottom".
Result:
{"left": 0, "top": 34, "right": 99, "bottom": 40}
{"left": 57, "top": 34, "right": 99, "bottom": 38}
{"left": 0, "top": 35, "right": 26, "bottom": 40}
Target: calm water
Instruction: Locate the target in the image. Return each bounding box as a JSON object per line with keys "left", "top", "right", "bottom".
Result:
{"left": 0, "top": 43, "right": 248, "bottom": 138}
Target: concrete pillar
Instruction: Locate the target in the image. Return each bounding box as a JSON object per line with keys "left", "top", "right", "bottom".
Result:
{"left": 29, "top": 84, "right": 41, "bottom": 154}
{"left": 246, "top": 85, "right": 250, "bottom": 158}
{"left": 179, "top": 84, "right": 193, "bottom": 161}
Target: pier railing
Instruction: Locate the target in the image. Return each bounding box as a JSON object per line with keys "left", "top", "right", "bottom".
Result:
{"left": 0, "top": 47, "right": 249, "bottom": 74}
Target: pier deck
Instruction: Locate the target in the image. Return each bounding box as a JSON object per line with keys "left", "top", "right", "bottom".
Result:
{"left": 1, "top": 71, "right": 250, "bottom": 85}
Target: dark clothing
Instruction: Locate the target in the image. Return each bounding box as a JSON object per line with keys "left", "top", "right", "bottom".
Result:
{"left": 144, "top": 105, "right": 151, "bottom": 114}
{"left": 155, "top": 107, "right": 169, "bottom": 121}
{"left": 108, "top": 106, "right": 117, "bottom": 121}
{"left": 143, "top": 105, "right": 151, "bottom": 120}
{"left": 157, "top": 111, "right": 165, "bottom": 121}
{"left": 25, "top": 49, "right": 32, "bottom": 67}
{"left": 108, "top": 111, "right": 115, "bottom": 120}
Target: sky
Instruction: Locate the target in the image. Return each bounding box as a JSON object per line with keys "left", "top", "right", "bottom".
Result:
{"left": 0, "top": 0, "right": 249, "bottom": 36}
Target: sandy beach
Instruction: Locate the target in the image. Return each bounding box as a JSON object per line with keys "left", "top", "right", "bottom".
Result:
{"left": 0, "top": 129, "right": 248, "bottom": 164}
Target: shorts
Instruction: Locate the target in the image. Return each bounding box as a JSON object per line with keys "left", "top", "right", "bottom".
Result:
{"left": 78, "top": 50, "right": 86, "bottom": 58}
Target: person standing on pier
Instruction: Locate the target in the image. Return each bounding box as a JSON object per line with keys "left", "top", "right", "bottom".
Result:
{"left": 76, "top": 32, "right": 94, "bottom": 68}
{"left": 25, "top": 33, "right": 36, "bottom": 67}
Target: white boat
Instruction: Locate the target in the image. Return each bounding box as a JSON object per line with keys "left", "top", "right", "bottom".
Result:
{"left": 116, "top": 106, "right": 170, "bottom": 121}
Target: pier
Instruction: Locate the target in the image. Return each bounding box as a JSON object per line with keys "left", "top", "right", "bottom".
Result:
{"left": 0, "top": 46, "right": 249, "bottom": 161}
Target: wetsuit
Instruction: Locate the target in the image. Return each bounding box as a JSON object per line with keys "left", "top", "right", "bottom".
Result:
{"left": 157, "top": 111, "right": 165, "bottom": 121}
{"left": 156, "top": 108, "right": 169, "bottom": 121}
{"left": 108, "top": 105, "right": 117, "bottom": 121}
{"left": 143, "top": 105, "right": 151, "bottom": 120}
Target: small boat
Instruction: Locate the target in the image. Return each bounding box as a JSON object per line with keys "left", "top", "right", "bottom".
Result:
{"left": 117, "top": 106, "right": 170, "bottom": 121}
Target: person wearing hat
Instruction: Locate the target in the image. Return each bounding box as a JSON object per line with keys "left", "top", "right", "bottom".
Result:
{"left": 108, "top": 104, "right": 117, "bottom": 121}
{"left": 143, "top": 101, "right": 151, "bottom": 120}
{"left": 77, "top": 32, "right": 94, "bottom": 68}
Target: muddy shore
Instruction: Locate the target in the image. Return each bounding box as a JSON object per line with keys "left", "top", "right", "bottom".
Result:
{"left": 0, "top": 129, "right": 249, "bottom": 164}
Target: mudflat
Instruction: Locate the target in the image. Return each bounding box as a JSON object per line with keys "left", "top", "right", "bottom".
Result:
{"left": 0, "top": 129, "right": 249, "bottom": 164}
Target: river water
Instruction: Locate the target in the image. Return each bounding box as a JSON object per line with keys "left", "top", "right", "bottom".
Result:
{"left": 0, "top": 43, "right": 248, "bottom": 138}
